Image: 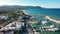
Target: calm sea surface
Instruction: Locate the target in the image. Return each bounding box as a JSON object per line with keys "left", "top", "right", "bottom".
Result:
{"left": 25, "top": 8, "right": 60, "bottom": 20}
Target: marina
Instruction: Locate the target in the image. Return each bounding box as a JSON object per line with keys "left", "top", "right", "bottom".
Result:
{"left": 0, "top": 7, "right": 60, "bottom": 34}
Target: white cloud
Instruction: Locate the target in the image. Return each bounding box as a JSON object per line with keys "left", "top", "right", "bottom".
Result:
{"left": 0, "top": 0, "right": 28, "bottom": 6}
{"left": 0, "top": 0, "right": 14, "bottom": 5}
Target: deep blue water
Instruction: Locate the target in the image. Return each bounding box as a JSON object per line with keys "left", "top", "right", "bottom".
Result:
{"left": 25, "top": 8, "right": 60, "bottom": 20}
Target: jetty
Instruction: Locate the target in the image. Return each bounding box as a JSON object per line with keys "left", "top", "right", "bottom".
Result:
{"left": 45, "top": 16, "right": 60, "bottom": 24}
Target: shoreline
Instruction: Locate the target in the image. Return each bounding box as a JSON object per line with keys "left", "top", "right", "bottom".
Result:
{"left": 22, "top": 10, "right": 29, "bottom": 15}
{"left": 45, "top": 16, "right": 60, "bottom": 24}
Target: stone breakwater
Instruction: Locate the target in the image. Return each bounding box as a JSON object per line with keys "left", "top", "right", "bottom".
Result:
{"left": 45, "top": 16, "right": 60, "bottom": 24}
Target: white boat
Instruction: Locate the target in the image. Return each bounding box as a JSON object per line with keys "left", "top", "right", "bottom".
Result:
{"left": 40, "top": 25, "right": 59, "bottom": 32}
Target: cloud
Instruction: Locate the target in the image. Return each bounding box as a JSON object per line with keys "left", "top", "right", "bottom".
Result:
{"left": 0, "top": 0, "right": 27, "bottom": 6}
{"left": 0, "top": 0, "right": 14, "bottom": 5}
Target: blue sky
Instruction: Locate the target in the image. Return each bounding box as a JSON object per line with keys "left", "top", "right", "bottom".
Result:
{"left": 0, "top": 0, "right": 60, "bottom": 8}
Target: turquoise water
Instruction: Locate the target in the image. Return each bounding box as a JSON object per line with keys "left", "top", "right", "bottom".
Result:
{"left": 25, "top": 8, "right": 60, "bottom": 34}
{"left": 25, "top": 8, "right": 60, "bottom": 20}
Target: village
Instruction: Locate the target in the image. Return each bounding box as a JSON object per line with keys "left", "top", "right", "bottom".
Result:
{"left": 0, "top": 10, "right": 39, "bottom": 34}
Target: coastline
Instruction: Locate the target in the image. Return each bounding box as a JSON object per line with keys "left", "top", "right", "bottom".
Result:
{"left": 22, "top": 10, "right": 29, "bottom": 15}
{"left": 45, "top": 16, "right": 60, "bottom": 24}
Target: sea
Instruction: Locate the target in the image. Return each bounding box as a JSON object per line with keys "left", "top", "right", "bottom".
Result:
{"left": 24, "top": 8, "right": 60, "bottom": 34}
{"left": 25, "top": 8, "right": 60, "bottom": 20}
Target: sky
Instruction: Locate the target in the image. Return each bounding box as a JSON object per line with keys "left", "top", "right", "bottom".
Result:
{"left": 0, "top": 0, "right": 60, "bottom": 8}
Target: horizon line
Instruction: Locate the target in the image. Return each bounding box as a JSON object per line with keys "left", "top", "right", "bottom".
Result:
{"left": 0, "top": 5, "right": 60, "bottom": 9}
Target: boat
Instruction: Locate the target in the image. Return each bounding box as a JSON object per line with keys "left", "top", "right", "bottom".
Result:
{"left": 40, "top": 26, "right": 60, "bottom": 32}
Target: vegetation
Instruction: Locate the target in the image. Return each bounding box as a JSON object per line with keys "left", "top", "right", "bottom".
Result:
{"left": 16, "top": 30, "right": 20, "bottom": 34}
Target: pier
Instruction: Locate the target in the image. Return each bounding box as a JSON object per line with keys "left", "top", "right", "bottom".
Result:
{"left": 45, "top": 16, "right": 60, "bottom": 24}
